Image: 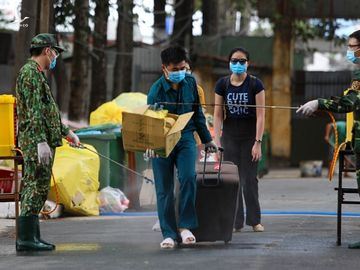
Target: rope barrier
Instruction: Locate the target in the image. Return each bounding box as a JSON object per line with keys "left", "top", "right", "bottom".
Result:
{"left": 78, "top": 144, "right": 154, "bottom": 184}
{"left": 158, "top": 101, "right": 300, "bottom": 110}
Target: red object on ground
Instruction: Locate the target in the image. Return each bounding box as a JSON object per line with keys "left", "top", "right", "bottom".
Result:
{"left": 0, "top": 168, "right": 15, "bottom": 193}
{"left": 213, "top": 163, "right": 220, "bottom": 170}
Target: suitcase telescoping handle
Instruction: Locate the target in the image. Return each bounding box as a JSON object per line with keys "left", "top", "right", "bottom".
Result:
{"left": 202, "top": 146, "right": 224, "bottom": 186}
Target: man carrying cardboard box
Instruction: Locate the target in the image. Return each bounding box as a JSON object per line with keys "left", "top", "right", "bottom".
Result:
{"left": 146, "top": 46, "right": 217, "bottom": 249}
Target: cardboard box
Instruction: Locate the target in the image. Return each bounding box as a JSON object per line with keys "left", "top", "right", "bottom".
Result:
{"left": 122, "top": 105, "right": 194, "bottom": 157}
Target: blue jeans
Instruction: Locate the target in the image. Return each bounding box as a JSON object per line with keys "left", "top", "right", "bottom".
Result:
{"left": 152, "top": 132, "right": 198, "bottom": 240}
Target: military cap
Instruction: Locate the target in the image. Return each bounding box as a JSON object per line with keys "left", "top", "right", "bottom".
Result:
{"left": 30, "top": 33, "right": 65, "bottom": 53}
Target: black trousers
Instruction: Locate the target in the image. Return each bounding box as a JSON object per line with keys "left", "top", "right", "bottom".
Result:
{"left": 222, "top": 137, "right": 261, "bottom": 228}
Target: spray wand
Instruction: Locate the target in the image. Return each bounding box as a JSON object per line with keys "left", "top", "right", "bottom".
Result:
{"left": 69, "top": 143, "right": 154, "bottom": 184}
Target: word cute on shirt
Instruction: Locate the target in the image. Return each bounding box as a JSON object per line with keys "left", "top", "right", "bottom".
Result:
{"left": 226, "top": 92, "right": 249, "bottom": 115}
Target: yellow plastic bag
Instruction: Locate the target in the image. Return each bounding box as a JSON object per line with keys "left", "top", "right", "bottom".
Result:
{"left": 48, "top": 140, "right": 100, "bottom": 216}
{"left": 144, "top": 109, "right": 168, "bottom": 119}
{"left": 113, "top": 92, "right": 147, "bottom": 111}
{"left": 89, "top": 101, "right": 126, "bottom": 125}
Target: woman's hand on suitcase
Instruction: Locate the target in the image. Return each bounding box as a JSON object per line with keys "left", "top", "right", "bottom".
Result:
{"left": 252, "top": 142, "right": 262, "bottom": 162}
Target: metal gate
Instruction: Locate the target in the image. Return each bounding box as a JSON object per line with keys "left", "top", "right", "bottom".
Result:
{"left": 291, "top": 70, "right": 352, "bottom": 165}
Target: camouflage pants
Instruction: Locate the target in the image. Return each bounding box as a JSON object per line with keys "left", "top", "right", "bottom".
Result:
{"left": 20, "top": 158, "right": 53, "bottom": 216}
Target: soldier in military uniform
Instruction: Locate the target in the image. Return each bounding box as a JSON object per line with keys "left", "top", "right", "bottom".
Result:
{"left": 15, "top": 33, "right": 80, "bottom": 251}
{"left": 297, "top": 30, "right": 360, "bottom": 249}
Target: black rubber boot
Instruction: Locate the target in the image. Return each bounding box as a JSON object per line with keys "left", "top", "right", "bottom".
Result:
{"left": 348, "top": 241, "right": 360, "bottom": 249}
{"left": 16, "top": 215, "right": 54, "bottom": 251}
{"left": 34, "top": 216, "right": 56, "bottom": 250}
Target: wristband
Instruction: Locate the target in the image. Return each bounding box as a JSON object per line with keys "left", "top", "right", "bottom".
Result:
{"left": 255, "top": 139, "right": 262, "bottom": 143}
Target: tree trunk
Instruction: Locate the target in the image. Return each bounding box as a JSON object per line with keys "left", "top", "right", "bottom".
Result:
{"left": 113, "top": 0, "right": 122, "bottom": 97}
{"left": 270, "top": 0, "right": 294, "bottom": 158}
{"left": 202, "top": 0, "right": 218, "bottom": 36}
{"left": 218, "top": 0, "right": 236, "bottom": 35}
{"left": 38, "top": 0, "right": 50, "bottom": 33}
{"left": 13, "top": 0, "right": 39, "bottom": 91}
{"left": 119, "top": 0, "right": 133, "bottom": 93}
{"left": 69, "top": 0, "right": 90, "bottom": 121}
{"left": 153, "top": 0, "right": 166, "bottom": 43}
{"left": 171, "top": 0, "right": 193, "bottom": 50}
{"left": 113, "top": 0, "right": 133, "bottom": 97}
{"left": 54, "top": 56, "right": 71, "bottom": 116}
{"left": 89, "top": 0, "right": 109, "bottom": 113}
{"left": 238, "top": 0, "right": 251, "bottom": 36}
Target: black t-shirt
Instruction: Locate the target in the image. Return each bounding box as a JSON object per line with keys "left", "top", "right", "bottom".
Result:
{"left": 214, "top": 74, "right": 265, "bottom": 139}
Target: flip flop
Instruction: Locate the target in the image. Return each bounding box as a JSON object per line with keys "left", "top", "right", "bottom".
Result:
{"left": 180, "top": 229, "right": 196, "bottom": 245}
{"left": 160, "top": 238, "right": 176, "bottom": 249}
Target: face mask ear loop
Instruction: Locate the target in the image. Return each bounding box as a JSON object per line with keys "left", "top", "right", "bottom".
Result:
{"left": 45, "top": 48, "right": 53, "bottom": 63}
{"left": 354, "top": 48, "right": 360, "bottom": 58}
{"left": 164, "top": 66, "right": 170, "bottom": 80}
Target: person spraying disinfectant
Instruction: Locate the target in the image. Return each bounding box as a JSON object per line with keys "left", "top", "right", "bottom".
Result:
{"left": 297, "top": 29, "right": 360, "bottom": 249}
{"left": 15, "top": 33, "right": 80, "bottom": 251}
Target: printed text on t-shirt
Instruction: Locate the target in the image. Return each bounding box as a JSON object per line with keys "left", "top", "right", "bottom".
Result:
{"left": 227, "top": 92, "right": 249, "bottom": 115}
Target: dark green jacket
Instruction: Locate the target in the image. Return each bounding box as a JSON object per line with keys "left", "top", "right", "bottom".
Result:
{"left": 16, "top": 59, "right": 68, "bottom": 161}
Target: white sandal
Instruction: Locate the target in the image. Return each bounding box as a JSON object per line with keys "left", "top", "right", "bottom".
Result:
{"left": 160, "top": 238, "right": 176, "bottom": 249}
{"left": 180, "top": 229, "right": 196, "bottom": 245}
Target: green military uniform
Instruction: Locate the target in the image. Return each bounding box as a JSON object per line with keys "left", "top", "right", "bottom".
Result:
{"left": 15, "top": 33, "right": 67, "bottom": 251}
{"left": 16, "top": 59, "right": 69, "bottom": 216}
{"left": 317, "top": 70, "right": 360, "bottom": 193}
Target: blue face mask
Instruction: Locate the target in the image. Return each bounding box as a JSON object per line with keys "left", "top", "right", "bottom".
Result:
{"left": 346, "top": 50, "right": 360, "bottom": 64}
{"left": 49, "top": 57, "right": 57, "bottom": 70}
{"left": 229, "top": 62, "right": 247, "bottom": 74}
{"left": 167, "top": 70, "right": 186, "bottom": 83}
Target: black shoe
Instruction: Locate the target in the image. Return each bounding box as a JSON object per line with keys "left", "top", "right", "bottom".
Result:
{"left": 16, "top": 215, "right": 54, "bottom": 251}
{"left": 348, "top": 241, "right": 360, "bottom": 249}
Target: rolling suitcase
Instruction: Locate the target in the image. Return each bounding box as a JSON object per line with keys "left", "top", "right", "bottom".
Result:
{"left": 192, "top": 148, "right": 240, "bottom": 243}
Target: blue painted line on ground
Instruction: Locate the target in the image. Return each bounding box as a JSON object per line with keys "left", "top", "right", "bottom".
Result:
{"left": 262, "top": 211, "right": 360, "bottom": 217}
{"left": 100, "top": 210, "right": 360, "bottom": 217}
{"left": 101, "top": 212, "right": 158, "bottom": 217}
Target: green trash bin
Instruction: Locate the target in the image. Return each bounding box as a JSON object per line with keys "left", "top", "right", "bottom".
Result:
{"left": 77, "top": 132, "right": 127, "bottom": 190}
{"left": 257, "top": 131, "right": 270, "bottom": 178}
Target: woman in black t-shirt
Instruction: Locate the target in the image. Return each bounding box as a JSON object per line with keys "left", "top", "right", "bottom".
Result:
{"left": 213, "top": 47, "right": 265, "bottom": 233}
